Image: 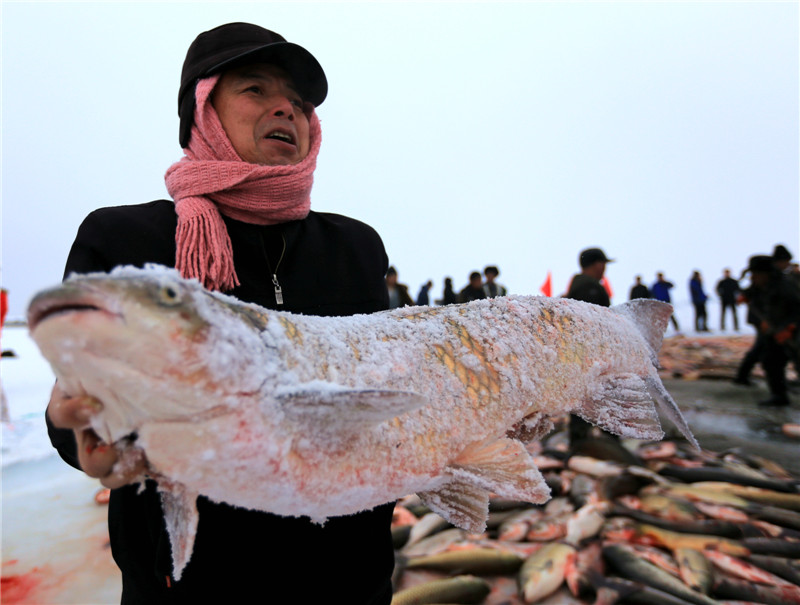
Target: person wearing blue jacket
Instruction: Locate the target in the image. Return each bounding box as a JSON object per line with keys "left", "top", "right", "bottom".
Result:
{"left": 689, "top": 270, "right": 710, "bottom": 332}
{"left": 651, "top": 272, "right": 680, "bottom": 332}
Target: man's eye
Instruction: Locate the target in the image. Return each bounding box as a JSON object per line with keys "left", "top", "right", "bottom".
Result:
{"left": 245, "top": 86, "right": 261, "bottom": 94}
{"left": 291, "top": 98, "right": 304, "bottom": 109}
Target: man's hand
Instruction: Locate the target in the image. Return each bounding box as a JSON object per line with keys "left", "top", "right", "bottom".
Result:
{"left": 775, "top": 324, "right": 797, "bottom": 345}
{"left": 47, "top": 381, "right": 147, "bottom": 488}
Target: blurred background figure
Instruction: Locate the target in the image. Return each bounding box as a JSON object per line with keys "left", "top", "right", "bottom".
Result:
{"left": 458, "top": 271, "right": 486, "bottom": 303}
{"left": 483, "top": 265, "right": 507, "bottom": 298}
{"left": 385, "top": 266, "right": 413, "bottom": 308}
{"left": 436, "top": 277, "right": 457, "bottom": 305}
{"left": 773, "top": 244, "right": 794, "bottom": 274}
{"left": 716, "top": 268, "right": 741, "bottom": 332}
{"left": 0, "top": 287, "right": 8, "bottom": 423}
{"left": 565, "top": 247, "right": 616, "bottom": 451}
{"left": 416, "top": 280, "right": 433, "bottom": 306}
{"left": 689, "top": 270, "right": 710, "bottom": 333}
{"left": 629, "top": 275, "right": 651, "bottom": 300}
{"left": 741, "top": 255, "right": 800, "bottom": 406}
{"left": 565, "top": 247, "right": 614, "bottom": 306}
{"left": 652, "top": 272, "right": 681, "bottom": 333}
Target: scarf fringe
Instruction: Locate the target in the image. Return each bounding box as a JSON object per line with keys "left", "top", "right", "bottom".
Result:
{"left": 175, "top": 203, "right": 240, "bottom": 292}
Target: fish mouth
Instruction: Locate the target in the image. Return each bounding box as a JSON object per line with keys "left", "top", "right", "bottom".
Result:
{"left": 27, "top": 291, "right": 120, "bottom": 332}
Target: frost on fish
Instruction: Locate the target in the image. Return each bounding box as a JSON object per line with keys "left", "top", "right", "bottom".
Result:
{"left": 27, "top": 265, "right": 697, "bottom": 580}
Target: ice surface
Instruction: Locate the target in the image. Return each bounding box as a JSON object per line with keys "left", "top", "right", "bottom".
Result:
{"left": 1, "top": 326, "right": 57, "bottom": 467}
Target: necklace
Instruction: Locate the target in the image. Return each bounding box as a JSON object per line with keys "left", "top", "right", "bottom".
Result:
{"left": 261, "top": 232, "right": 287, "bottom": 306}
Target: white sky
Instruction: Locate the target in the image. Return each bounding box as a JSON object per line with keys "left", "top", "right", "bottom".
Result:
{"left": 3, "top": 1, "right": 798, "bottom": 320}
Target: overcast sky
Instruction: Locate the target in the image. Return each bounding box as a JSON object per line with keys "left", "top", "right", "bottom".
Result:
{"left": 3, "top": 1, "right": 798, "bottom": 320}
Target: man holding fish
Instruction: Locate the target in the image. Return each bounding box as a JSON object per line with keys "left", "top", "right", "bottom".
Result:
{"left": 45, "top": 22, "right": 397, "bottom": 603}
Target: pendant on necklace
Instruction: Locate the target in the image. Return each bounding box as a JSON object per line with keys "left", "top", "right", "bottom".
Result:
{"left": 272, "top": 273, "right": 284, "bottom": 305}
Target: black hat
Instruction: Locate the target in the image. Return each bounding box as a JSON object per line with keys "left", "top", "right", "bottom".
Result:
{"left": 773, "top": 244, "right": 793, "bottom": 262}
{"left": 178, "top": 23, "right": 328, "bottom": 148}
{"left": 746, "top": 255, "right": 775, "bottom": 274}
{"left": 579, "top": 247, "right": 614, "bottom": 268}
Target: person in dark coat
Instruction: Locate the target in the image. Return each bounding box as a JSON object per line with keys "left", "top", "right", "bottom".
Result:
{"left": 483, "top": 265, "right": 507, "bottom": 298}
{"left": 416, "top": 280, "right": 433, "bottom": 305}
{"left": 739, "top": 255, "right": 800, "bottom": 406}
{"left": 629, "top": 275, "right": 650, "bottom": 300}
{"left": 565, "top": 247, "right": 615, "bottom": 449}
{"left": 458, "top": 271, "right": 486, "bottom": 303}
{"left": 45, "top": 22, "right": 396, "bottom": 604}
{"left": 565, "top": 247, "right": 613, "bottom": 307}
{"left": 436, "top": 277, "right": 457, "bottom": 305}
{"left": 716, "top": 268, "right": 741, "bottom": 332}
{"left": 386, "top": 266, "right": 414, "bottom": 308}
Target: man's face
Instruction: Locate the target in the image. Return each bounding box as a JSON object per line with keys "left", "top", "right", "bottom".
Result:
{"left": 212, "top": 63, "right": 311, "bottom": 166}
{"left": 585, "top": 261, "right": 606, "bottom": 280}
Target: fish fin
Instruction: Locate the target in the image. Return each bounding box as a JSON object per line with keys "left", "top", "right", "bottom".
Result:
{"left": 416, "top": 437, "right": 552, "bottom": 535}
{"left": 451, "top": 437, "right": 551, "bottom": 504}
{"left": 645, "top": 375, "right": 699, "bottom": 450}
{"left": 579, "top": 372, "right": 664, "bottom": 440}
{"left": 611, "top": 299, "right": 673, "bottom": 360}
{"left": 418, "top": 481, "right": 491, "bottom": 534}
{"left": 158, "top": 482, "right": 199, "bottom": 581}
{"left": 276, "top": 383, "right": 427, "bottom": 425}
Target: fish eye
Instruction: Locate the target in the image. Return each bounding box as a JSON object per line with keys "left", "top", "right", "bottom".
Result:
{"left": 157, "top": 284, "right": 182, "bottom": 306}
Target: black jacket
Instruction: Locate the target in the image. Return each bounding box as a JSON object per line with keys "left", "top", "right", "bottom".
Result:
{"left": 46, "top": 200, "right": 395, "bottom": 604}
{"left": 566, "top": 273, "right": 610, "bottom": 307}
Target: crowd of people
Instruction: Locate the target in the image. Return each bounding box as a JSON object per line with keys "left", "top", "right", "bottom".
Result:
{"left": 386, "top": 249, "right": 800, "bottom": 342}
{"left": 624, "top": 246, "right": 800, "bottom": 337}
{"left": 385, "top": 265, "right": 509, "bottom": 308}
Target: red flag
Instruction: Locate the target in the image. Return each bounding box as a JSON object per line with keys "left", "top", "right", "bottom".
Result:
{"left": 540, "top": 271, "right": 552, "bottom": 297}
{"left": 601, "top": 276, "right": 613, "bottom": 300}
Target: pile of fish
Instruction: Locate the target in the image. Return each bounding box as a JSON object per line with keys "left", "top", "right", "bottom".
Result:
{"left": 390, "top": 433, "right": 800, "bottom": 605}
{"left": 657, "top": 335, "right": 779, "bottom": 382}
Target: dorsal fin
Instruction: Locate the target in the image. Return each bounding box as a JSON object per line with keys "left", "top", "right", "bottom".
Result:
{"left": 610, "top": 299, "right": 673, "bottom": 355}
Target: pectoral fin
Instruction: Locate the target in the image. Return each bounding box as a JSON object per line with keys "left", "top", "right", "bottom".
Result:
{"left": 276, "top": 383, "right": 427, "bottom": 425}
{"left": 419, "top": 437, "right": 551, "bottom": 533}
{"left": 418, "top": 481, "right": 491, "bottom": 534}
{"left": 158, "top": 481, "right": 200, "bottom": 581}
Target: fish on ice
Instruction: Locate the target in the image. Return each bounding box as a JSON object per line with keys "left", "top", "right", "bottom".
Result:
{"left": 27, "top": 265, "right": 697, "bottom": 579}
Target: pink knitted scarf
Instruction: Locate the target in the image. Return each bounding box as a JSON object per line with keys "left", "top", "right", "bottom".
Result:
{"left": 165, "top": 75, "right": 321, "bottom": 291}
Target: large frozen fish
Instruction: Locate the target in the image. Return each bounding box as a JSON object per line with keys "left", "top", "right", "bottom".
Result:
{"left": 28, "top": 265, "right": 696, "bottom": 579}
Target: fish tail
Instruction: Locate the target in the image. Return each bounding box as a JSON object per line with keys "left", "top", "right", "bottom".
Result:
{"left": 645, "top": 375, "right": 699, "bottom": 450}
{"left": 611, "top": 300, "right": 698, "bottom": 449}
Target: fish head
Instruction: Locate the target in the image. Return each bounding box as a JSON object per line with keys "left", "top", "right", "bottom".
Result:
{"left": 28, "top": 265, "right": 275, "bottom": 443}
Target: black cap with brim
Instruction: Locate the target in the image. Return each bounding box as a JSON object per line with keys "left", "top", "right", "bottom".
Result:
{"left": 744, "top": 255, "right": 775, "bottom": 274}
{"left": 579, "top": 247, "right": 615, "bottom": 268}
{"left": 178, "top": 23, "right": 327, "bottom": 148}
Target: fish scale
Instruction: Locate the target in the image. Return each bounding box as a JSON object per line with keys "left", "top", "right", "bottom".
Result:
{"left": 27, "top": 265, "right": 696, "bottom": 580}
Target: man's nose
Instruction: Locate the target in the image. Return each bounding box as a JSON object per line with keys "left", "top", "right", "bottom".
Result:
{"left": 270, "top": 96, "right": 295, "bottom": 121}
